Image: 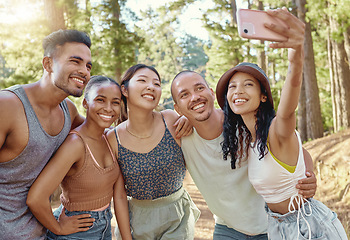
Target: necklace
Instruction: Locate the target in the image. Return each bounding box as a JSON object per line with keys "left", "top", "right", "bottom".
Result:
{"left": 125, "top": 113, "right": 155, "bottom": 139}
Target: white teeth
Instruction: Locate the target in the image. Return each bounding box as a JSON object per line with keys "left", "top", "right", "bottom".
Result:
{"left": 143, "top": 94, "right": 154, "bottom": 100}
{"left": 99, "top": 114, "right": 112, "bottom": 120}
{"left": 193, "top": 103, "right": 204, "bottom": 110}
{"left": 72, "top": 77, "right": 84, "bottom": 84}
{"left": 235, "top": 99, "right": 247, "bottom": 103}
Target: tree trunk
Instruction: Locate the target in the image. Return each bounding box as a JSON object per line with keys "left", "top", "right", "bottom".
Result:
{"left": 298, "top": 78, "right": 308, "bottom": 142}
{"left": 270, "top": 58, "right": 276, "bottom": 85}
{"left": 334, "top": 40, "right": 350, "bottom": 127}
{"left": 330, "top": 17, "right": 350, "bottom": 129}
{"left": 343, "top": 25, "right": 350, "bottom": 64}
{"left": 296, "top": 0, "right": 324, "bottom": 140}
{"left": 111, "top": 0, "right": 122, "bottom": 81}
{"left": 230, "top": 0, "right": 237, "bottom": 25}
{"left": 327, "top": 29, "right": 338, "bottom": 132}
{"left": 331, "top": 36, "right": 343, "bottom": 131}
{"left": 85, "top": 0, "right": 92, "bottom": 28}
{"left": 44, "top": 0, "right": 66, "bottom": 32}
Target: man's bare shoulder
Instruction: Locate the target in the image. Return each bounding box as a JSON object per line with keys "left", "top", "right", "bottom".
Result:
{"left": 160, "top": 109, "right": 179, "bottom": 124}
{"left": 0, "top": 90, "right": 28, "bottom": 161}
{"left": 0, "top": 90, "right": 24, "bottom": 116}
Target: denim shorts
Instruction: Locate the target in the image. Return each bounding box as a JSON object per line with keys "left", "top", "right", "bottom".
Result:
{"left": 266, "top": 198, "right": 348, "bottom": 239}
{"left": 47, "top": 204, "right": 113, "bottom": 240}
{"left": 213, "top": 223, "right": 268, "bottom": 240}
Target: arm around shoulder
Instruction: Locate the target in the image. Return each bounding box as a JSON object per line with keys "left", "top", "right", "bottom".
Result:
{"left": 161, "top": 109, "right": 193, "bottom": 138}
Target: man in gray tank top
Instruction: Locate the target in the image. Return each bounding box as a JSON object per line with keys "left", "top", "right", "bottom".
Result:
{"left": 0, "top": 29, "right": 94, "bottom": 239}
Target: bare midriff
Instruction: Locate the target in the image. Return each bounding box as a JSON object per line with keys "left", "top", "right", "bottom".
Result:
{"left": 267, "top": 196, "right": 306, "bottom": 214}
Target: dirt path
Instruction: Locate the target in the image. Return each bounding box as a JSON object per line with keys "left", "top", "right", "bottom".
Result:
{"left": 183, "top": 172, "right": 215, "bottom": 240}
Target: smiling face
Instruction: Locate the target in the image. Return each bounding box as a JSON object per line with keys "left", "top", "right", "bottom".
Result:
{"left": 122, "top": 68, "right": 162, "bottom": 110}
{"left": 84, "top": 82, "right": 121, "bottom": 129}
{"left": 172, "top": 72, "right": 215, "bottom": 122}
{"left": 226, "top": 72, "right": 266, "bottom": 118}
{"left": 50, "top": 42, "right": 92, "bottom": 97}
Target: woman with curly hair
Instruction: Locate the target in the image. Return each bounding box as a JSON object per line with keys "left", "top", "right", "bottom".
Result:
{"left": 216, "top": 8, "right": 347, "bottom": 240}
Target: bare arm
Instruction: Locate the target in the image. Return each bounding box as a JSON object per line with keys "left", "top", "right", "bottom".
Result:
{"left": 0, "top": 92, "right": 26, "bottom": 163}
{"left": 269, "top": 8, "right": 305, "bottom": 140}
{"left": 113, "top": 173, "right": 132, "bottom": 239}
{"left": 296, "top": 148, "right": 317, "bottom": 198}
{"left": 161, "top": 109, "right": 193, "bottom": 139}
{"left": 0, "top": 93, "right": 15, "bottom": 159}
{"left": 106, "top": 128, "right": 118, "bottom": 156}
{"left": 106, "top": 128, "right": 132, "bottom": 239}
{"left": 266, "top": 8, "right": 306, "bottom": 166}
{"left": 27, "top": 135, "right": 94, "bottom": 235}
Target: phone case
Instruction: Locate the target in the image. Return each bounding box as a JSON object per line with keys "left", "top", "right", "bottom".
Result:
{"left": 237, "top": 9, "right": 288, "bottom": 42}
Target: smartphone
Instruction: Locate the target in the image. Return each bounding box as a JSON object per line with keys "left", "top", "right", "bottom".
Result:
{"left": 237, "top": 9, "right": 288, "bottom": 42}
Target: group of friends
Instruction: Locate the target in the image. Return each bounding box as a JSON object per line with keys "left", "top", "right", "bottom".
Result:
{"left": 0, "top": 8, "right": 348, "bottom": 240}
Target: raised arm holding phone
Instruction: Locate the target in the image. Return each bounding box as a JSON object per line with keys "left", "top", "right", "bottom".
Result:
{"left": 170, "top": 8, "right": 321, "bottom": 240}
{"left": 217, "top": 7, "right": 347, "bottom": 240}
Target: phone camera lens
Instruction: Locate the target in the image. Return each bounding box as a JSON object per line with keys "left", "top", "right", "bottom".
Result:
{"left": 244, "top": 29, "right": 248, "bottom": 33}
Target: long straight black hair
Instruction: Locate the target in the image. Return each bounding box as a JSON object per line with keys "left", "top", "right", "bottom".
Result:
{"left": 119, "top": 64, "right": 161, "bottom": 122}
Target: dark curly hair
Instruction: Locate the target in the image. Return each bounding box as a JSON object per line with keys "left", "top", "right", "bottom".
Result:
{"left": 221, "top": 87, "right": 275, "bottom": 169}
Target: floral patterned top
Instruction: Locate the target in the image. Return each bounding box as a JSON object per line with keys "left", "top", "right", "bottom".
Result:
{"left": 115, "top": 117, "right": 186, "bottom": 200}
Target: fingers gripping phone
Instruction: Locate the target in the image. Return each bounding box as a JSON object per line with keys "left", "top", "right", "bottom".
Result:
{"left": 237, "top": 9, "right": 288, "bottom": 42}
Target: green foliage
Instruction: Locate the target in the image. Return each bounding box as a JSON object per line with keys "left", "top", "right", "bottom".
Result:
{"left": 134, "top": 2, "right": 210, "bottom": 109}
{"left": 0, "top": 4, "right": 48, "bottom": 89}
{"left": 201, "top": 0, "right": 291, "bottom": 94}
{"left": 0, "top": 0, "right": 346, "bottom": 132}
{"left": 89, "top": 0, "right": 140, "bottom": 80}
{"left": 305, "top": 0, "right": 350, "bottom": 131}
{"left": 260, "top": 0, "right": 293, "bottom": 9}
{"left": 201, "top": 0, "right": 244, "bottom": 86}
{"left": 134, "top": 7, "right": 184, "bottom": 109}
{"left": 179, "top": 35, "right": 208, "bottom": 74}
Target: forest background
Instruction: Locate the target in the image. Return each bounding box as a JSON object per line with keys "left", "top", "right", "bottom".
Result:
{"left": 0, "top": 0, "right": 349, "bottom": 237}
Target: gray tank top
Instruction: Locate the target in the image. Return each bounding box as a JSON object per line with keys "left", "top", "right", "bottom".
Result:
{"left": 0, "top": 85, "right": 71, "bottom": 240}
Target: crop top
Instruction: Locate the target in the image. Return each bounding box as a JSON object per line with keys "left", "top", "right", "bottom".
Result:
{"left": 115, "top": 116, "right": 186, "bottom": 200}
{"left": 248, "top": 131, "right": 306, "bottom": 204}
{"left": 60, "top": 131, "right": 119, "bottom": 211}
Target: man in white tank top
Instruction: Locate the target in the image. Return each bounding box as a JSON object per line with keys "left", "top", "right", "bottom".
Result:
{"left": 171, "top": 71, "right": 317, "bottom": 239}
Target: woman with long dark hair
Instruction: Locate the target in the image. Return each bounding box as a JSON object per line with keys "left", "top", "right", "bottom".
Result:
{"left": 216, "top": 8, "right": 347, "bottom": 240}
{"left": 107, "top": 64, "right": 199, "bottom": 239}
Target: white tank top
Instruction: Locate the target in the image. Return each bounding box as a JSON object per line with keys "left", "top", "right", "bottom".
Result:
{"left": 248, "top": 131, "right": 306, "bottom": 203}
{"left": 182, "top": 129, "right": 267, "bottom": 235}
